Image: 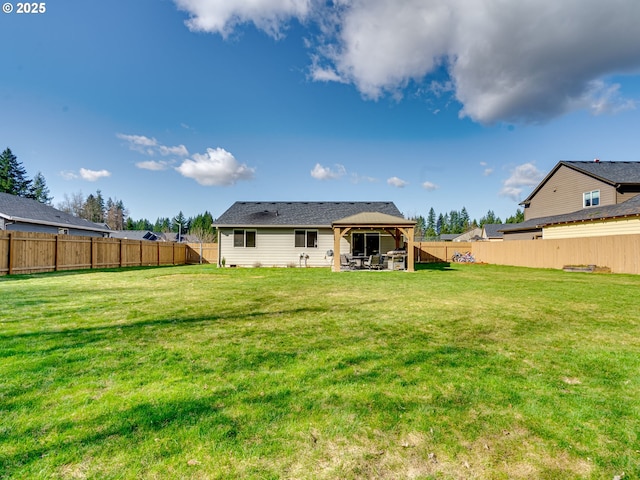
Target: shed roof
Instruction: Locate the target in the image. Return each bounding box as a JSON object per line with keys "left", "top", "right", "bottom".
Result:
{"left": 0, "top": 192, "right": 112, "bottom": 233}
{"left": 333, "top": 211, "right": 415, "bottom": 226}
{"left": 214, "top": 201, "right": 404, "bottom": 227}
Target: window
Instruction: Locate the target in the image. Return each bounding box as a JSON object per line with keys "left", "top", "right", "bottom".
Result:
{"left": 58, "top": 228, "right": 69, "bottom": 235}
{"left": 233, "top": 229, "right": 256, "bottom": 247}
{"left": 583, "top": 190, "right": 600, "bottom": 207}
{"left": 295, "top": 230, "right": 318, "bottom": 248}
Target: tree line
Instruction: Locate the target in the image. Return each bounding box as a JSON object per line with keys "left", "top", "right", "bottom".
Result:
{"left": 1, "top": 147, "right": 216, "bottom": 241}
{"left": 4, "top": 146, "right": 524, "bottom": 242}
{"left": 412, "top": 206, "right": 525, "bottom": 239}
{"left": 0, "top": 148, "right": 52, "bottom": 203}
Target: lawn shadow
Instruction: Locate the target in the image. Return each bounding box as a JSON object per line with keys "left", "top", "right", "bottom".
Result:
{"left": 415, "top": 262, "right": 455, "bottom": 272}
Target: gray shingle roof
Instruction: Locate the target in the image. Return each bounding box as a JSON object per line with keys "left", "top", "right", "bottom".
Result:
{"left": 562, "top": 161, "right": 640, "bottom": 184}
{"left": 482, "top": 224, "right": 507, "bottom": 238}
{"left": 214, "top": 201, "right": 404, "bottom": 227}
{"left": 0, "top": 192, "right": 111, "bottom": 233}
{"left": 502, "top": 194, "right": 640, "bottom": 232}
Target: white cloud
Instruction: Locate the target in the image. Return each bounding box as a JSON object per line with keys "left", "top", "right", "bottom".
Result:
{"left": 483, "top": 168, "right": 493, "bottom": 176}
{"left": 79, "top": 168, "right": 112, "bottom": 182}
{"left": 175, "top": 0, "right": 640, "bottom": 124}
{"left": 136, "top": 160, "right": 173, "bottom": 171}
{"left": 117, "top": 133, "right": 189, "bottom": 157}
{"left": 310, "top": 163, "right": 346, "bottom": 180}
{"left": 499, "top": 162, "right": 545, "bottom": 201}
{"left": 174, "top": 0, "right": 311, "bottom": 39}
{"left": 60, "top": 171, "right": 78, "bottom": 180}
{"left": 176, "top": 147, "right": 255, "bottom": 186}
{"left": 421, "top": 181, "right": 438, "bottom": 191}
{"left": 387, "top": 176, "right": 408, "bottom": 188}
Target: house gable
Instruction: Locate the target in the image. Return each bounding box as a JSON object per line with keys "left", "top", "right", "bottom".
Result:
{"left": 520, "top": 161, "right": 640, "bottom": 221}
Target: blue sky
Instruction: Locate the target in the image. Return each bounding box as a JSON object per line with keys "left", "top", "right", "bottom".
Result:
{"left": 2, "top": 0, "right": 640, "bottom": 223}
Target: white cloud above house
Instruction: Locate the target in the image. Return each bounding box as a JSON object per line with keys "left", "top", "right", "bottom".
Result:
{"left": 117, "top": 133, "right": 189, "bottom": 157}
{"left": 176, "top": 147, "right": 255, "bottom": 186}
{"left": 310, "top": 163, "right": 346, "bottom": 180}
{"left": 60, "top": 168, "right": 112, "bottom": 182}
{"left": 500, "top": 162, "right": 545, "bottom": 201}
{"left": 421, "top": 181, "right": 439, "bottom": 191}
{"left": 175, "top": 0, "right": 640, "bottom": 124}
{"left": 387, "top": 176, "right": 408, "bottom": 188}
{"left": 136, "top": 160, "right": 173, "bottom": 171}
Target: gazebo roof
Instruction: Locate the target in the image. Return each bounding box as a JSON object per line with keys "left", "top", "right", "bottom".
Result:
{"left": 333, "top": 211, "right": 416, "bottom": 226}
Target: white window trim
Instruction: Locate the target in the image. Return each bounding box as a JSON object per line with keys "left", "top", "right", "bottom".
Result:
{"left": 583, "top": 190, "right": 600, "bottom": 208}
{"left": 233, "top": 229, "right": 257, "bottom": 248}
{"left": 294, "top": 229, "right": 318, "bottom": 248}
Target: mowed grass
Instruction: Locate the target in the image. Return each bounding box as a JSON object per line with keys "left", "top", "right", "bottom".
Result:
{"left": 1, "top": 264, "right": 639, "bottom": 479}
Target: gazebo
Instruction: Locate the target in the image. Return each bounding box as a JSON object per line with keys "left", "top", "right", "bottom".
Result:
{"left": 332, "top": 212, "right": 416, "bottom": 272}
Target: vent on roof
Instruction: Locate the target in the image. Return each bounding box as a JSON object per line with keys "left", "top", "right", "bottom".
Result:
{"left": 594, "top": 158, "right": 600, "bottom": 163}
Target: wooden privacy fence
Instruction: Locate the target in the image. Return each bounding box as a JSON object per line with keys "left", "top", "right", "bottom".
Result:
{"left": 0, "top": 231, "right": 188, "bottom": 275}
{"left": 184, "top": 242, "right": 218, "bottom": 265}
{"left": 415, "top": 234, "right": 640, "bottom": 275}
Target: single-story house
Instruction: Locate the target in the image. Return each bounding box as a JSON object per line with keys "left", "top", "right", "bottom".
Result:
{"left": 213, "top": 201, "right": 415, "bottom": 271}
{"left": 501, "top": 193, "right": 640, "bottom": 240}
{"left": 0, "top": 192, "right": 111, "bottom": 237}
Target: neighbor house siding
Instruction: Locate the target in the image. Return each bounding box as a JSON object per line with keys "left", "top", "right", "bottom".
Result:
{"left": 543, "top": 217, "right": 640, "bottom": 239}
{"left": 219, "top": 227, "right": 342, "bottom": 267}
{"left": 5, "top": 222, "right": 107, "bottom": 237}
{"left": 525, "top": 165, "right": 616, "bottom": 220}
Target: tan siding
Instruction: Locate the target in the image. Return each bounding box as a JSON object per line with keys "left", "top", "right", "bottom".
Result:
{"left": 617, "top": 191, "right": 640, "bottom": 203}
{"left": 219, "top": 228, "right": 343, "bottom": 267}
{"left": 525, "top": 165, "right": 616, "bottom": 220}
{"left": 218, "top": 228, "right": 398, "bottom": 267}
{"left": 543, "top": 218, "right": 640, "bottom": 239}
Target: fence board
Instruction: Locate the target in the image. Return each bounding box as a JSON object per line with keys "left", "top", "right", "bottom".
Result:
{"left": 184, "top": 242, "right": 218, "bottom": 265}
{"left": 416, "top": 235, "right": 640, "bottom": 274}
{"left": 0, "top": 231, "right": 189, "bottom": 276}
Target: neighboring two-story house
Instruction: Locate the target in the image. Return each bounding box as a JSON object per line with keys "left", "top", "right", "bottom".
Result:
{"left": 502, "top": 160, "right": 640, "bottom": 240}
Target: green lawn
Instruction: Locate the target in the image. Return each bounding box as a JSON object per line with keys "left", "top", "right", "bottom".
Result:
{"left": 1, "top": 264, "right": 639, "bottom": 479}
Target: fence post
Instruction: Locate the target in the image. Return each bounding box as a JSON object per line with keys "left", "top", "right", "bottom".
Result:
{"left": 120, "top": 239, "right": 124, "bottom": 268}
{"left": 7, "top": 232, "right": 14, "bottom": 275}
{"left": 91, "top": 237, "right": 96, "bottom": 269}
{"left": 55, "top": 235, "right": 60, "bottom": 271}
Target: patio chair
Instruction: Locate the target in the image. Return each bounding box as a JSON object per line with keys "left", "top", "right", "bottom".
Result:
{"left": 367, "top": 255, "right": 385, "bottom": 270}
{"left": 340, "top": 254, "right": 356, "bottom": 270}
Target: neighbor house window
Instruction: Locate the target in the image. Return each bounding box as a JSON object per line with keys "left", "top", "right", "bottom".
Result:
{"left": 583, "top": 190, "right": 600, "bottom": 207}
{"left": 233, "top": 230, "right": 256, "bottom": 247}
{"left": 295, "top": 230, "right": 318, "bottom": 248}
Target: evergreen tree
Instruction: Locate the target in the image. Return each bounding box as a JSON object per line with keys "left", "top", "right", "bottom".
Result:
{"left": 505, "top": 208, "right": 525, "bottom": 224}
{"left": 29, "top": 172, "right": 53, "bottom": 204}
{"left": 190, "top": 211, "right": 216, "bottom": 242}
{"left": 479, "top": 209, "right": 502, "bottom": 226}
{"left": 460, "top": 207, "right": 470, "bottom": 230}
{"left": 426, "top": 207, "right": 437, "bottom": 238}
{"left": 105, "top": 197, "right": 127, "bottom": 230}
{"left": 0, "top": 148, "right": 32, "bottom": 196}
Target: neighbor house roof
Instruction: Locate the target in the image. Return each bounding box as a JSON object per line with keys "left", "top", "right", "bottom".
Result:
{"left": 109, "top": 230, "right": 163, "bottom": 241}
{"left": 521, "top": 160, "right": 640, "bottom": 206}
{"left": 482, "top": 224, "right": 507, "bottom": 239}
{"left": 502, "top": 194, "right": 640, "bottom": 232}
{"left": 0, "top": 192, "right": 112, "bottom": 233}
{"left": 214, "top": 201, "right": 404, "bottom": 227}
